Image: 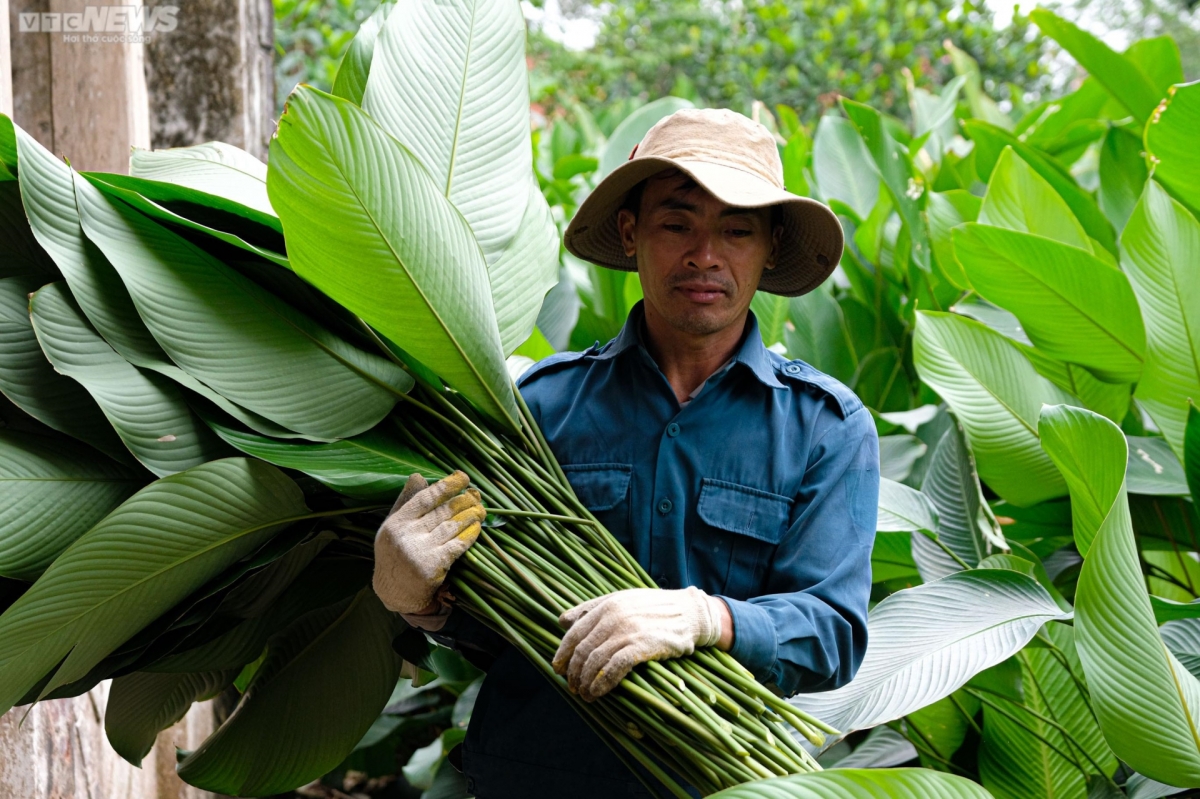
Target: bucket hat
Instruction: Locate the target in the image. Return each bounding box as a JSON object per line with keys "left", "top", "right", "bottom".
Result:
{"left": 564, "top": 107, "right": 844, "bottom": 297}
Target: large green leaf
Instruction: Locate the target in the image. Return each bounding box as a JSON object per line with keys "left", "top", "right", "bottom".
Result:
{"left": 913, "top": 312, "right": 1070, "bottom": 506}
{"left": 1187, "top": 403, "right": 1200, "bottom": 503}
{"left": 362, "top": 0, "right": 557, "bottom": 351}
{"left": 105, "top": 669, "right": 237, "bottom": 766}
{"left": 177, "top": 589, "right": 403, "bottom": 797}
{"left": 0, "top": 458, "right": 308, "bottom": 714}
{"left": 1126, "top": 436, "right": 1189, "bottom": 496}
{"left": 1098, "top": 126, "right": 1148, "bottom": 234}
{"left": 785, "top": 285, "right": 858, "bottom": 385}
{"left": 963, "top": 121, "right": 1116, "bottom": 256}
{"left": 812, "top": 115, "right": 879, "bottom": 221}
{"left": 914, "top": 423, "right": 1004, "bottom": 580}
{"left": 0, "top": 430, "right": 143, "bottom": 580}
{"left": 709, "top": 768, "right": 994, "bottom": 798}
{"left": 979, "top": 147, "right": 1091, "bottom": 251}
{"left": 926, "top": 190, "right": 980, "bottom": 290}
{"left": 207, "top": 415, "right": 442, "bottom": 500}
{"left": 0, "top": 276, "right": 128, "bottom": 460}
{"left": 1145, "top": 82, "right": 1200, "bottom": 219}
{"left": 877, "top": 476, "right": 939, "bottom": 533}
{"left": 331, "top": 1, "right": 394, "bottom": 105}
{"left": 1038, "top": 404, "right": 1200, "bottom": 786}
{"left": 953, "top": 224, "right": 1144, "bottom": 384}
{"left": 128, "top": 142, "right": 276, "bottom": 223}
{"left": 72, "top": 170, "right": 410, "bottom": 439}
{"left": 1030, "top": 10, "right": 1161, "bottom": 124}
{"left": 363, "top": 0, "right": 528, "bottom": 262}
{"left": 1123, "top": 181, "right": 1200, "bottom": 461}
{"left": 29, "top": 282, "right": 229, "bottom": 476}
{"left": 0, "top": 114, "right": 16, "bottom": 173}
{"left": 789, "top": 570, "right": 1070, "bottom": 739}
{"left": 13, "top": 128, "right": 302, "bottom": 439}
{"left": 596, "top": 96, "right": 694, "bottom": 179}
{"left": 267, "top": 86, "right": 517, "bottom": 430}
{"left": 842, "top": 100, "right": 930, "bottom": 270}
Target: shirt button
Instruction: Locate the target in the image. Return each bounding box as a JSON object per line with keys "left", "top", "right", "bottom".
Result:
{"left": 784, "top": 363, "right": 801, "bottom": 375}
{"left": 657, "top": 498, "right": 673, "bottom": 515}
{"left": 666, "top": 422, "right": 680, "bottom": 437}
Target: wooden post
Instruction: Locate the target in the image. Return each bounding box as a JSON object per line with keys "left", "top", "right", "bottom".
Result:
{"left": 0, "top": 0, "right": 12, "bottom": 117}
{"left": 145, "top": 0, "right": 274, "bottom": 160}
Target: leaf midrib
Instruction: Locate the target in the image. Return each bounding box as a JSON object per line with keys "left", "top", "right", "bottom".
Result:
{"left": 443, "top": 0, "right": 480, "bottom": 199}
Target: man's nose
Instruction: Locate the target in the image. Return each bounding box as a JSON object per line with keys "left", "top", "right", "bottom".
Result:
{"left": 685, "top": 228, "right": 724, "bottom": 269}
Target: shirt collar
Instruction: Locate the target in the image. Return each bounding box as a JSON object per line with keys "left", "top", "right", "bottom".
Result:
{"left": 591, "top": 300, "right": 785, "bottom": 390}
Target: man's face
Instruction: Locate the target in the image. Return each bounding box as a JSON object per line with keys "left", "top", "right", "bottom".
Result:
{"left": 617, "top": 172, "right": 781, "bottom": 337}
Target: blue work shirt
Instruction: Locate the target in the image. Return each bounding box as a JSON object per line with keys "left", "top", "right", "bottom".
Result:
{"left": 443, "top": 301, "right": 878, "bottom": 798}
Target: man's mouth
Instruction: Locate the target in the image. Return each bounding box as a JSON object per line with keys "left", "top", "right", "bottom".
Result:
{"left": 674, "top": 283, "right": 728, "bottom": 303}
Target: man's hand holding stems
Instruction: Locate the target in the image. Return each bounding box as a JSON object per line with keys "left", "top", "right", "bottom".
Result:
{"left": 373, "top": 471, "right": 735, "bottom": 702}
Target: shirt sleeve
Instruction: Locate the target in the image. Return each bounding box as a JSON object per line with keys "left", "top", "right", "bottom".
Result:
{"left": 717, "top": 405, "right": 878, "bottom": 696}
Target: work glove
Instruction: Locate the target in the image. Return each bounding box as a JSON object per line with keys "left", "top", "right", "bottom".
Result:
{"left": 552, "top": 587, "right": 723, "bottom": 701}
{"left": 372, "top": 471, "right": 485, "bottom": 615}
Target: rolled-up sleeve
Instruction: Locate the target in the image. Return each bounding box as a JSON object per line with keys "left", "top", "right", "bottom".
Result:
{"left": 719, "top": 405, "right": 878, "bottom": 696}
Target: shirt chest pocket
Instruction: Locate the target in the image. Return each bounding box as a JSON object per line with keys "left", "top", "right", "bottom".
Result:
{"left": 562, "top": 463, "right": 633, "bottom": 553}
{"left": 690, "top": 478, "right": 793, "bottom": 598}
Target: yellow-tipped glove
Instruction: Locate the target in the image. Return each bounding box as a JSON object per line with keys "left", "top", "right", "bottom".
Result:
{"left": 372, "top": 470, "right": 485, "bottom": 614}
{"left": 552, "top": 587, "right": 723, "bottom": 701}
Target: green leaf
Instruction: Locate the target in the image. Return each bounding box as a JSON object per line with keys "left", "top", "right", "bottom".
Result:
{"left": 1038, "top": 404, "right": 1200, "bottom": 786}
{"left": 552, "top": 154, "right": 599, "bottom": 182}
{"left": 784, "top": 285, "right": 858, "bottom": 385}
{"left": 331, "top": 1, "right": 394, "bottom": 105}
{"left": 268, "top": 87, "right": 516, "bottom": 429}
{"left": 29, "top": 282, "right": 229, "bottom": 476}
{"left": 828, "top": 726, "right": 917, "bottom": 769}
{"left": 81, "top": 173, "right": 288, "bottom": 268}
{"left": 0, "top": 114, "right": 16, "bottom": 173}
{"left": 128, "top": 142, "right": 276, "bottom": 224}
{"left": 813, "top": 116, "right": 879, "bottom": 221}
{"left": 1146, "top": 82, "right": 1200, "bottom": 219}
{"left": 1162, "top": 620, "right": 1200, "bottom": 680}
{"left": 73, "top": 165, "right": 410, "bottom": 440}
{"left": 963, "top": 120, "right": 1116, "bottom": 256}
{"left": 207, "top": 415, "right": 442, "bottom": 500}
{"left": 979, "top": 147, "right": 1092, "bottom": 251}
{"left": 751, "top": 291, "right": 789, "bottom": 347}
{"left": 709, "top": 768, "right": 994, "bottom": 798}
{"left": 176, "top": 589, "right": 403, "bottom": 797}
{"left": 1123, "top": 180, "right": 1200, "bottom": 461}
{"left": 913, "top": 312, "right": 1070, "bottom": 506}
{"left": 0, "top": 458, "right": 308, "bottom": 714}
{"left": 0, "top": 276, "right": 129, "bottom": 460}
{"left": 878, "top": 478, "right": 939, "bottom": 534}
{"left": 953, "top": 224, "right": 1144, "bottom": 384}
{"left": 926, "top": 190, "right": 980, "bottom": 291}
{"left": 978, "top": 654, "right": 1089, "bottom": 799}
{"left": 1126, "top": 436, "right": 1189, "bottom": 496}
{"left": 0, "top": 430, "right": 143, "bottom": 580}
{"left": 1030, "top": 10, "right": 1162, "bottom": 124}
{"left": 782, "top": 128, "right": 811, "bottom": 196}
{"left": 878, "top": 435, "right": 927, "bottom": 483}
{"left": 1098, "top": 126, "right": 1148, "bottom": 234}
{"left": 596, "top": 97, "right": 694, "bottom": 179}
{"left": 1124, "top": 37, "right": 1184, "bottom": 97}
{"left": 0, "top": 182, "right": 59, "bottom": 280}
{"left": 790, "top": 569, "right": 1071, "bottom": 739}
{"left": 105, "top": 669, "right": 237, "bottom": 766}
{"left": 363, "top": 0, "right": 529, "bottom": 263}
{"left": 947, "top": 41, "right": 1013, "bottom": 131}
{"left": 914, "top": 423, "right": 1004, "bottom": 580}
{"left": 842, "top": 99, "right": 930, "bottom": 270}
{"left": 361, "top": 0, "right": 557, "bottom": 353}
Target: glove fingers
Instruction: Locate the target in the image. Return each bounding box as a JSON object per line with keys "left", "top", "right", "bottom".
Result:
{"left": 571, "top": 633, "right": 626, "bottom": 696}
{"left": 558, "top": 595, "right": 606, "bottom": 629}
{"left": 405, "top": 470, "right": 472, "bottom": 517}
{"left": 388, "top": 473, "right": 429, "bottom": 516}
{"left": 439, "top": 517, "right": 482, "bottom": 560}
{"left": 582, "top": 644, "right": 640, "bottom": 702}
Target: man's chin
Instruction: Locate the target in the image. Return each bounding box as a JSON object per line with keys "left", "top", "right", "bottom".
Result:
{"left": 664, "top": 305, "right": 739, "bottom": 336}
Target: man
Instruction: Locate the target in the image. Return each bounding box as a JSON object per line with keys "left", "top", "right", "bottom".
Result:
{"left": 372, "top": 108, "right": 879, "bottom": 797}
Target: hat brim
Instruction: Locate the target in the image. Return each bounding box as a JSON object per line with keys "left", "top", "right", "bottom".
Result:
{"left": 564, "top": 156, "right": 844, "bottom": 297}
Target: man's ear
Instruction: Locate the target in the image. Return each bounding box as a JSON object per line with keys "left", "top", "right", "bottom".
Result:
{"left": 617, "top": 208, "right": 637, "bottom": 257}
{"left": 764, "top": 223, "right": 784, "bottom": 270}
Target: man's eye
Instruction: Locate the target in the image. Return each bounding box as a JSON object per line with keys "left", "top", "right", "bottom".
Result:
{"left": 664, "top": 224, "right": 686, "bottom": 232}
{"left": 729, "top": 229, "right": 752, "bottom": 237}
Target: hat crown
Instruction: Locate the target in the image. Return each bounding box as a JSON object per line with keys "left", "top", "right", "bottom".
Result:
{"left": 636, "top": 108, "right": 784, "bottom": 190}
